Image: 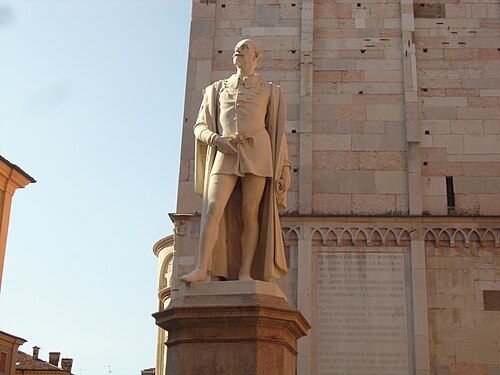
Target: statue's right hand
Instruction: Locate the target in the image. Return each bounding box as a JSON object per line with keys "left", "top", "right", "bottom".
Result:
{"left": 214, "top": 136, "right": 237, "bottom": 154}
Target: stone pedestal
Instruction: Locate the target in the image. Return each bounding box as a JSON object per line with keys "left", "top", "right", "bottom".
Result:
{"left": 153, "top": 280, "right": 310, "bottom": 375}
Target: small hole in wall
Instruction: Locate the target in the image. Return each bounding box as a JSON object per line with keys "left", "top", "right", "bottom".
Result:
{"left": 291, "top": 50, "right": 296, "bottom": 54}
{"left": 423, "top": 48, "right": 428, "bottom": 52}
{"left": 358, "top": 91, "right": 364, "bottom": 94}
{"left": 498, "top": 48, "right": 500, "bottom": 51}
{"left": 423, "top": 162, "right": 428, "bottom": 166}
{"left": 218, "top": 50, "right": 222, "bottom": 54}
{"left": 422, "top": 88, "right": 428, "bottom": 92}
{"left": 185, "top": 118, "right": 188, "bottom": 122}
{"left": 291, "top": 3, "right": 296, "bottom": 6}
{"left": 221, "top": 4, "right": 226, "bottom": 8}
{"left": 357, "top": 3, "right": 361, "bottom": 7}
{"left": 291, "top": 129, "right": 297, "bottom": 133}
{"left": 425, "top": 130, "right": 430, "bottom": 134}
{"left": 360, "top": 49, "right": 366, "bottom": 53}
{"left": 483, "top": 290, "right": 500, "bottom": 311}
{"left": 293, "top": 168, "right": 298, "bottom": 172}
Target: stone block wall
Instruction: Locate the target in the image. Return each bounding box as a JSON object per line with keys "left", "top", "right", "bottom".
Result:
{"left": 177, "top": 0, "right": 500, "bottom": 216}
{"left": 415, "top": 1, "right": 500, "bottom": 215}
{"left": 425, "top": 227, "right": 500, "bottom": 375}
{"left": 312, "top": 0, "right": 409, "bottom": 215}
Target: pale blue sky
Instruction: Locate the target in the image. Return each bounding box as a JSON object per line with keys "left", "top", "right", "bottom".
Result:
{"left": 0, "top": 1, "right": 191, "bottom": 374}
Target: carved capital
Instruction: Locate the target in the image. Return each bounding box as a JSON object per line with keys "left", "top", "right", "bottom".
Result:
{"left": 173, "top": 220, "right": 188, "bottom": 237}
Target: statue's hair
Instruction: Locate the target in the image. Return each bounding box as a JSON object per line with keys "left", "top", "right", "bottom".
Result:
{"left": 237, "top": 39, "right": 263, "bottom": 68}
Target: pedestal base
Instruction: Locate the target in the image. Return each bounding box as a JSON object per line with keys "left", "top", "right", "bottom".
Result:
{"left": 153, "top": 280, "right": 310, "bottom": 375}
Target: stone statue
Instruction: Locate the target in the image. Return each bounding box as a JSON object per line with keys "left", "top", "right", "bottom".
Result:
{"left": 181, "top": 39, "right": 291, "bottom": 284}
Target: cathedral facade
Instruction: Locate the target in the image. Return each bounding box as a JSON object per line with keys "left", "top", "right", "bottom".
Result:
{"left": 155, "top": 1, "right": 500, "bottom": 374}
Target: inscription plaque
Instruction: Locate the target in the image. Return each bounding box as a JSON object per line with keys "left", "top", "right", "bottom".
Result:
{"left": 317, "top": 252, "right": 409, "bottom": 375}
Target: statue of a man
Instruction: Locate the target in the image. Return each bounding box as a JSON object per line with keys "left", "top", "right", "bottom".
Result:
{"left": 181, "top": 39, "right": 291, "bottom": 284}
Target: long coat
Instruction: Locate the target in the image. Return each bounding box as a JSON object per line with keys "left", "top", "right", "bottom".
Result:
{"left": 194, "top": 77, "right": 290, "bottom": 281}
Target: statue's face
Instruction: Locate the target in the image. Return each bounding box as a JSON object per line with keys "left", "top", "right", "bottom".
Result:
{"left": 232, "top": 40, "right": 257, "bottom": 70}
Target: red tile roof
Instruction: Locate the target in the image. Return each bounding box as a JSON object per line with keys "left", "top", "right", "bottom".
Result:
{"left": 16, "top": 351, "right": 69, "bottom": 373}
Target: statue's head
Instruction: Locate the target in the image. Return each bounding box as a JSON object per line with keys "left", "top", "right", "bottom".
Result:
{"left": 232, "top": 39, "right": 263, "bottom": 70}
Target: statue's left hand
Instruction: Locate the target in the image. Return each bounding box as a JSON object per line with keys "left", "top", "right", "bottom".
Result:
{"left": 280, "top": 166, "right": 291, "bottom": 191}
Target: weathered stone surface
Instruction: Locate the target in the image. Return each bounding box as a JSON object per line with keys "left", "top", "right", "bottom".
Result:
{"left": 414, "top": 3, "right": 445, "bottom": 18}
{"left": 312, "top": 151, "right": 358, "bottom": 170}
{"left": 449, "top": 362, "right": 489, "bottom": 375}
{"left": 375, "top": 171, "right": 407, "bottom": 194}
{"left": 423, "top": 195, "right": 448, "bottom": 215}
{"left": 359, "top": 151, "right": 407, "bottom": 170}
{"left": 351, "top": 194, "right": 396, "bottom": 213}
{"left": 479, "top": 194, "right": 500, "bottom": 215}
{"left": 312, "top": 133, "right": 351, "bottom": 150}
{"left": 312, "top": 193, "right": 352, "bottom": 214}
{"left": 455, "top": 194, "right": 480, "bottom": 214}
{"left": 338, "top": 170, "right": 375, "bottom": 193}
{"left": 367, "top": 104, "right": 404, "bottom": 121}
{"left": 313, "top": 170, "right": 340, "bottom": 194}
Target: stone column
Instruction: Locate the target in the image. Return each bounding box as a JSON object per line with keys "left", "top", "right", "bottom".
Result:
{"left": 153, "top": 280, "right": 310, "bottom": 375}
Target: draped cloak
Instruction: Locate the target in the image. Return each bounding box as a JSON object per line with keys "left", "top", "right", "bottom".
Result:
{"left": 194, "top": 79, "right": 290, "bottom": 281}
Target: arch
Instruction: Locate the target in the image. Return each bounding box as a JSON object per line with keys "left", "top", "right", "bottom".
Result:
{"left": 452, "top": 228, "right": 467, "bottom": 247}
{"left": 393, "top": 227, "right": 411, "bottom": 245}
{"left": 367, "top": 227, "right": 384, "bottom": 245}
{"left": 383, "top": 227, "right": 399, "bottom": 245}
{"left": 323, "top": 228, "right": 338, "bottom": 245}
{"left": 353, "top": 227, "right": 370, "bottom": 245}
{"left": 282, "top": 226, "right": 300, "bottom": 245}
{"left": 437, "top": 228, "right": 453, "bottom": 246}
{"left": 423, "top": 228, "right": 438, "bottom": 244}
{"left": 466, "top": 228, "right": 482, "bottom": 246}
{"left": 159, "top": 253, "right": 175, "bottom": 290}
{"left": 481, "top": 228, "right": 500, "bottom": 247}
{"left": 310, "top": 227, "right": 325, "bottom": 245}
{"left": 341, "top": 227, "right": 356, "bottom": 245}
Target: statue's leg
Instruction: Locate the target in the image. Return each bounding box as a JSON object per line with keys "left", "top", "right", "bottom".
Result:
{"left": 180, "top": 173, "right": 238, "bottom": 284}
{"left": 238, "top": 173, "right": 267, "bottom": 281}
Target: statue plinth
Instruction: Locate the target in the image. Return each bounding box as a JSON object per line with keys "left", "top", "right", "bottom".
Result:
{"left": 153, "top": 280, "right": 310, "bottom": 375}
